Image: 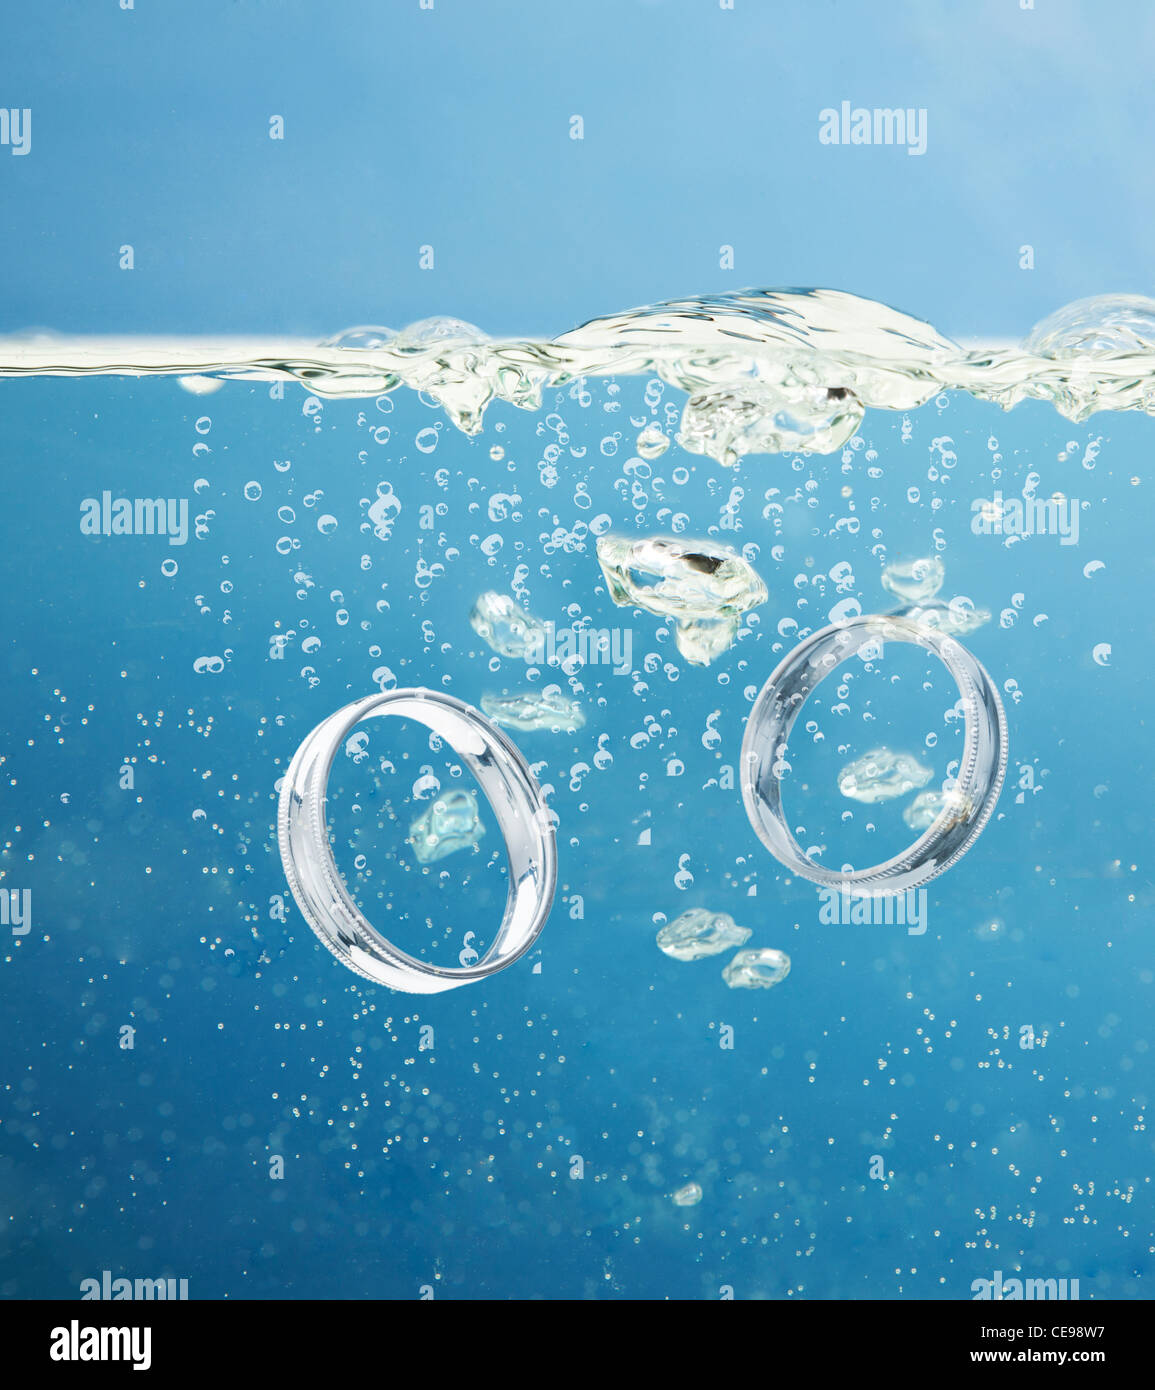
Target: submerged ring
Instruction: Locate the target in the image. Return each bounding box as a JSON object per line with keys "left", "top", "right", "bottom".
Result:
{"left": 277, "top": 689, "right": 557, "bottom": 993}
{"left": 740, "top": 614, "right": 1007, "bottom": 893}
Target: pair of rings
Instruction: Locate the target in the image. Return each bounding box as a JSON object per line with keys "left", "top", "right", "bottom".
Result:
{"left": 277, "top": 615, "right": 1007, "bottom": 993}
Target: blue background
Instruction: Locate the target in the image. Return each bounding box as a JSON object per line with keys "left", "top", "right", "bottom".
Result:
{"left": 1, "top": 0, "right": 1153, "bottom": 1305}
{"left": 2, "top": 0, "right": 1154, "bottom": 339}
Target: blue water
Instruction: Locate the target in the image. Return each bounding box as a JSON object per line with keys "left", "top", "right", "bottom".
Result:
{"left": 1, "top": 368, "right": 1151, "bottom": 1300}
{"left": 4, "top": 0, "right": 1155, "bottom": 1304}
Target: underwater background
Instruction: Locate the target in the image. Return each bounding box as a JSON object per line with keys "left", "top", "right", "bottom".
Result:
{"left": 2, "top": 0, "right": 1153, "bottom": 1301}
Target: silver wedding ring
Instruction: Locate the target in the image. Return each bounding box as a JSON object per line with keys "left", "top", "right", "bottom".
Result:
{"left": 741, "top": 614, "right": 1007, "bottom": 892}
{"left": 278, "top": 689, "right": 557, "bottom": 993}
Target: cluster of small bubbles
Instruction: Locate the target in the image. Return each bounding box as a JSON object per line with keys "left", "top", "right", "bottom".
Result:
{"left": 539, "top": 447, "right": 560, "bottom": 488}
{"left": 366, "top": 481, "right": 401, "bottom": 540}
{"left": 302, "top": 397, "right": 323, "bottom": 432}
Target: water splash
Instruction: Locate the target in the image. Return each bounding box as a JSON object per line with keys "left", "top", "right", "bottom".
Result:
{"left": 5, "top": 288, "right": 1155, "bottom": 462}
